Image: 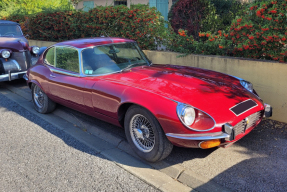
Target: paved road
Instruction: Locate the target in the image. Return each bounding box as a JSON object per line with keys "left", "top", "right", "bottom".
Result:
{"left": 2, "top": 79, "right": 287, "bottom": 192}
{"left": 0, "top": 85, "right": 159, "bottom": 191}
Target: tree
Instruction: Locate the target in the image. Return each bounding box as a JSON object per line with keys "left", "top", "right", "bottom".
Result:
{"left": 0, "top": 0, "right": 73, "bottom": 17}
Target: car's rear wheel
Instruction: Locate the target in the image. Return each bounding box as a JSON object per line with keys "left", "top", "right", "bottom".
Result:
{"left": 32, "top": 83, "right": 56, "bottom": 114}
{"left": 124, "top": 105, "right": 173, "bottom": 162}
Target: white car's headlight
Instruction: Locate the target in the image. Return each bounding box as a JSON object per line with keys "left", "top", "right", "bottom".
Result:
{"left": 32, "top": 46, "right": 40, "bottom": 54}
{"left": 1, "top": 50, "right": 11, "bottom": 59}
{"left": 240, "top": 80, "right": 253, "bottom": 92}
{"left": 177, "top": 104, "right": 196, "bottom": 127}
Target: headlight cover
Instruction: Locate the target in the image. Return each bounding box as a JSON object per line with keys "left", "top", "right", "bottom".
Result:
{"left": 240, "top": 80, "right": 253, "bottom": 92}
{"left": 32, "top": 46, "right": 40, "bottom": 54}
{"left": 176, "top": 102, "right": 216, "bottom": 131}
{"left": 177, "top": 103, "right": 196, "bottom": 127}
{"left": 1, "top": 50, "right": 11, "bottom": 59}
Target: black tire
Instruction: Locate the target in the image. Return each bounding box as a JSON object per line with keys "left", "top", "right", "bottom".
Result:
{"left": 32, "top": 83, "right": 56, "bottom": 114}
{"left": 124, "top": 105, "right": 173, "bottom": 162}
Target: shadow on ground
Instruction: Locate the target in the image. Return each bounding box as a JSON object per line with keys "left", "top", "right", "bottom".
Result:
{"left": 1, "top": 79, "right": 287, "bottom": 191}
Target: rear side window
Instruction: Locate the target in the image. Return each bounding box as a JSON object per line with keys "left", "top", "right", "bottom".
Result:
{"left": 55, "top": 47, "right": 79, "bottom": 73}
{"left": 45, "top": 47, "right": 55, "bottom": 66}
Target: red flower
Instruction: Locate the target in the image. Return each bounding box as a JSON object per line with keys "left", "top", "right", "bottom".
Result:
{"left": 249, "top": 36, "right": 254, "bottom": 40}
{"left": 219, "top": 45, "right": 223, "bottom": 49}
{"left": 282, "top": 37, "right": 286, "bottom": 41}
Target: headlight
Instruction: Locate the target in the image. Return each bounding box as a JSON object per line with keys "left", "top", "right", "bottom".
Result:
{"left": 32, "top": 46, "right": 40, "bottom": 54}
{"left": 177, "top": 104, "right": 196, "bottom": 127}
{"left": 1, "top": 50, "right": 10, "bottom": 59}
{"left": 240, "top": 80, "right": 253, "bottom": 92}
{"left": 176, "top": 102, "right": 216, "bottom": 131}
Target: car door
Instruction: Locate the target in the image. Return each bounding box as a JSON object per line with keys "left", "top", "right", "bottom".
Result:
{"left": 45, "top": 46, "right": 87, "bottom": 111}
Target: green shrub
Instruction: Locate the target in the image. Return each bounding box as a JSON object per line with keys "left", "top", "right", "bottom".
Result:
{"left": 224, "top": 0, "right": 287, "bottom": 62}
{"left": 168, "top": 0, "right": 218, "bottom": 40}
{"left": 210, "top": 0, "right": 247, "bottom": 31}
{"left": 27, "top": 5, "right": 166, "bottom": 50}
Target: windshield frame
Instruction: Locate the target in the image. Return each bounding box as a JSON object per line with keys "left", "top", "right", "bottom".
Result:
{"left": 0, "top": 24, "right": 23, "bottom": 37}
{"left": 80, "top": 42, "right": 151, "bottom": 77}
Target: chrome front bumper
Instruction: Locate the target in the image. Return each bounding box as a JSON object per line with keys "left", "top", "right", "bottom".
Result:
{"left": 166, "top": 132, "right": 230, "bottom": 141}
{"left": 0, "top": 71, "right": 27, "bottom": 82}
{"left": 167, "top": 105, "right": 272, "bottom": 142}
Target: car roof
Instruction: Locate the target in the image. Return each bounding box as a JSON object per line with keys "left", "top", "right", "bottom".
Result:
{"left": 0, "top": 20, "right": 20, "bottom": 25}
{"left": 55, "top": 37, "right": 136, "bottom": 49}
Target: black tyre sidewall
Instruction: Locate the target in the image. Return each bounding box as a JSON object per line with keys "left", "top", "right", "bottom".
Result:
{"left": 124, "top": 105, "right": 170, "bottom": 162}
{"left": 31, "top": 83, "right": 55, "bottom": 114}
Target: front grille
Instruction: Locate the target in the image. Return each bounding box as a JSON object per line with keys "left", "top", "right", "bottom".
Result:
{"left": 10, "top": 51, "right": 31, "bottom": 71}
{"left": 233, "top": 111, "right": 262, "bottom": 136}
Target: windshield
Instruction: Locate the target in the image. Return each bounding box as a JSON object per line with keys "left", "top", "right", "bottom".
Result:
{"left": 0, "top": 25, "right": 23, "bottom": 37}
{"left": 81, "top": 43, "right": 150, "bottom": 75}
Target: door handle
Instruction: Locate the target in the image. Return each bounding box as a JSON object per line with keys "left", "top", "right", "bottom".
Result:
{"left": 50, "top": 74, "right": 56, "bottom": 78}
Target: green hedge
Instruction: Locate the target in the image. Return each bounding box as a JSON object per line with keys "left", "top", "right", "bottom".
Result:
{"left": 3, "top": 5, "right": 166, "bottom": 50}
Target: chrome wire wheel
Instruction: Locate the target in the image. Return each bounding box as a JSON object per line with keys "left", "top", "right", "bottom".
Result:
{"left": 33, "top": 85, "right": 44, "bottom": 109}
{"left": 130, "top": 114, "right": 155, "bottom": 153}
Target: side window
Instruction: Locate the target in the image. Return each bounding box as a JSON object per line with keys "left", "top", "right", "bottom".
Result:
{"left": 45, "top": 47, "right": 55, "bottom": 66}
{"left": 55, "top": 47, "right": 79, "bottom": 73}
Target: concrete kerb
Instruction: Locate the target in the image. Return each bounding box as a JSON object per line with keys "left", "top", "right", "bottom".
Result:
{"left": 2, "top": 82, "right": 231, "bottom": 192}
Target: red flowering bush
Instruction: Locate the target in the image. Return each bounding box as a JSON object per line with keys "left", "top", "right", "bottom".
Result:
{"left": 225, "top": 0, "right": 287, "bottom": 62}
{"left": 27, "top": 5, "right": 165, "bottom": 50}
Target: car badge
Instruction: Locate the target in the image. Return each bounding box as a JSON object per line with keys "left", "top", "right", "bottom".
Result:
{"left": 245, "top": 117, "right": 250, "bottom": 125}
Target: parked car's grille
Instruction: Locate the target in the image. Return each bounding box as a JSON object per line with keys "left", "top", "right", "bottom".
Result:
{"left": 233, "top": 111, "right": 262, "bottom": 136}
{"left": 10, "top": 51, "right": 31, "bottom": 71}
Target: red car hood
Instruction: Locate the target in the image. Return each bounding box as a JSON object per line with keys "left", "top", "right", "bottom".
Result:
{"left": 103, "top": 64, "right": 262, "bottom": 122}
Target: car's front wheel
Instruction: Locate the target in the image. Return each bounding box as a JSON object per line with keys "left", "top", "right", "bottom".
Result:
{"left": 32, "top": 83, "right": 56, "bottom": 114}
{"left": 124, "top": 105, "right": 173, "bottom": 162}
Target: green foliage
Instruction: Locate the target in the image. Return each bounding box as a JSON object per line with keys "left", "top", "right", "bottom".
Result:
{"left": 165, "top": 0, "right": 287, "bottom": 63}
{"left": 0, "top": 0, "right": 73, "bottom": 17}
{"left": 224, "top": 0, "right": 287, "bottom": 62}
{"left": 27, "top": 5, "right": 166, "bottom": 50}
{"left": 210, "top": 0, "right": 247, "bottom": 30}
{"left": 168, "top": 0, "right": 218, "bottom": 40}
{"left": 168, "top": 0, "right": 247, "bottom": 39}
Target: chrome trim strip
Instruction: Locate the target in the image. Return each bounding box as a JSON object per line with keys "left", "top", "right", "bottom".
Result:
{"left": 50, "top": 68, "right": 81, "bottom": 77}
{"left": 229, "top": 99, "right": 258, "bottom": 116}
{"left": 176, "top": 102, "right": 216, "bottom": 132}
{"left": 42, "top": 42, "right": 150, "bottom": 78}
{"left": 166, "top": 132, "right": 229, "bottom": 140}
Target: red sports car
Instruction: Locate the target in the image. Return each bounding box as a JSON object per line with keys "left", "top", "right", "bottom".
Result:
{"left": 25, "top": 37, "right": 272, "bottom": 162}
